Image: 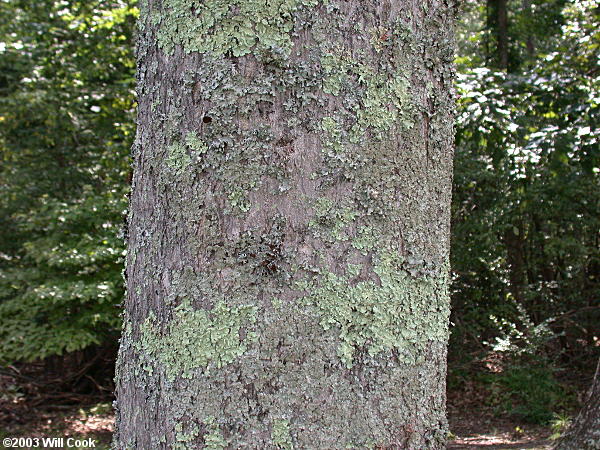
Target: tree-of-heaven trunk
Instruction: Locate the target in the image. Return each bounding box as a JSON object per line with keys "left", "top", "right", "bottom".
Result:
{"left": 114, "top": 0, "right": 456, "bottom": 448}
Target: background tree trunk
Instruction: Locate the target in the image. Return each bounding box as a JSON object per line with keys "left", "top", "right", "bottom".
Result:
{"left": 555, "top": 358, "right": 600, "bottom": 450}
{"left": 522, "top": 0, "right": 536, "bottom": 58}
{"left": 114, "top": 0, "right": 456, "bottom": 448}
{"left": 487, "top": 0, "right": 509, "bottom": 70}
{"left": 504, "top": 223, "right": 527, "bottom": 307}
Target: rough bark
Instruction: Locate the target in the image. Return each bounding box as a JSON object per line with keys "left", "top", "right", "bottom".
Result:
{"left": 555, "top": 359, "right": 600, "bottom": 450}
{"left": 114, "top": 0, "right": 456, "bottom": 448}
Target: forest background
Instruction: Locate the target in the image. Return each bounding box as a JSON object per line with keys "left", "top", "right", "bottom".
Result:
{"left": 0, "top": 0, "right": 598, "bottom": 446}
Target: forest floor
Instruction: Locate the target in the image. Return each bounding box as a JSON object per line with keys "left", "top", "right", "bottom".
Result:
{"left": 448, "top": 409, "right": 553, "bottom": 449}
{"left": 446, "top": 374, "right": 557, "bottom": 450}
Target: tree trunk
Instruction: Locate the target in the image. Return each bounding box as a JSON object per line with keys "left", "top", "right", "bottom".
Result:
{"left": 522, "top": 0, "right": 535, "bottom": 58}
{"left": 504, "top": 223, "right": 527, "bottom": 307}
{"left": 114, "top": 0, "right": 456, "bottom": 448}
{"left": 487, "top": 0, "right": 509, "bottom": 70}
{"left": 555, "top": 359, "right": 600, "bottom": 450}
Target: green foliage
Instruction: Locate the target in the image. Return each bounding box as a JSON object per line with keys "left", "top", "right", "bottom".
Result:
{"left": 481, "top": 363, "right": 567, "bottom": 423}
{"left": 450, "top": 0, "right": 599, "bottom": 429}
{"left": 456, "top": 0, "right": 568, "bottom": 71}
{"left": 451, "top": 0, "right": 600, "bottom": 368}
{"left": 474, "top": 296, "right": 579, "bottom": 424}
{"left": 550, "top": 413, "right": 573, "bottom": 440}
{"left": 0, "top": 0, "right": 137, "bottom": 362}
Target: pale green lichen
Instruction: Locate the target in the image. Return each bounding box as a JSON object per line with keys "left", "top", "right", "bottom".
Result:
{"left": 185, "top": 131, "right": 208, "bottom": 154}
{"left": 368, "top": 25, "right": 392, "bottom": 54}
{"left": 344, "top": 439, "right": 377, "bottom": 450}
{"left": 271, "top": 296, "right": 283, "bottom": 309}
{"left": 203, "top": 417, "right": 228, "bottom": 450}
{"left": 153, "top": 0, "right": 319, "bottom": 57}
{"left": 272, "top": 419, "right": 293, "bottom": 449}
{"left": 320, "top": 48, "right": 414, "bottom": 139}
{"left": 174, "top": 423, "right": 200, "bottom": 450}
{"left": 320, "top": 117, "right": 344, "bottom": 153}
{"left": 317, "top": 49, "right": 415, "bottom": 194}
{"left": 308, "top": 197, "right": 358, "bottom": 242}
{"left": 139, "top": 300, "right": 257, "bottom": 381}
{"left": 165, "top": 141, "right": 191, "bottom": 172}
{"left": 165, "top": 132, "right": 207, "bottom": 173}
{"left": 351, "top": 225, "right": 379, "bottom": 253}
{"left": 346, "top": 263, "right": 361, "bottom": 278}
{"left": 300, "top": 253, "right": 449, "bottom": 368}
{"left": 320, "top": 48, "right": 348, "bottom": 96}
{"left": 227, "top": 186, "right": 252, "bottom": 213}
{"left": 351, "top": 68, "right": 413, "bottom": 137}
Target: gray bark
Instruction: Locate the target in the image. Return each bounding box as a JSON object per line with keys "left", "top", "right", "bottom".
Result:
{"left": 555, "top": 359, "right": 600, "bottom": 450}
{"left": 114, "top": 0, "right": 456, "bottom": 448}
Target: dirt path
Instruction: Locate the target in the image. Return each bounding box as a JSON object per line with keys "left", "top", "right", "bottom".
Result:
{"left": 448, "top": 406, "right": 554, "bottom": 449}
